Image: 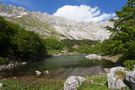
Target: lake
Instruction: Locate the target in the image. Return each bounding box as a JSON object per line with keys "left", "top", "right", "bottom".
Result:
{"left": 1, "top": 55, "right": 113, "bottom": 78}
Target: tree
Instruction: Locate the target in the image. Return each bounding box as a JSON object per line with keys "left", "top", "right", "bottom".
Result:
{"left": 0, "top": 17, "right": 47, "bottom": 62}
{"left": 103, "top": 0, "right": 135, "bottom": 59}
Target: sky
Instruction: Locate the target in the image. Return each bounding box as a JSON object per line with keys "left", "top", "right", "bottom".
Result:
{"left": 1, "top": 0, "right": 127, "bottom": 22}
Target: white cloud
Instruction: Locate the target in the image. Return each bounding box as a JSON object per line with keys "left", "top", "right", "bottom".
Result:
{"left": 53, "top": 5, "right": 116, "bottom": 22}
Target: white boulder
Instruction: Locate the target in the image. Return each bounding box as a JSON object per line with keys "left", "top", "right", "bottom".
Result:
{"left": 0, "top": 83, "right": 2, "bottom": 88}
{"left": 107, "top": 67, "right": 126, "bottom": 89}
{"left": 126, "top": 70, "right": 135, "bottom": 90}
{"left": 22, "top": 62, "right": 27, "bottom": 65}
{"left": 45, "top": 70, "right": 49, "bottom": 74}
{"left": 85, "top": 54, "right": 101, "bottom": 60}
{"left": 6, "top": 63, "right": 14, "bottom": 69}
{"left": 35, "top": 70, "right": 42, "bottom": 76}
{"left": 64, "top": 76, "right": 85, "bottom": 90}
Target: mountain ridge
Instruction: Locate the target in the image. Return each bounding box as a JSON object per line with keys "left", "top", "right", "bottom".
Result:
{"left": 0, "top": 2, "right": 113, "bottom": 41}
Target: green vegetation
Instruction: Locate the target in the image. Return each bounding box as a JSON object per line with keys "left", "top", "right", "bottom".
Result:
{"left": 79, "top": 76, "right": 108, "bottom": 90}
{"left": 115, "top": 71, "right": 126, "bottom": 79}
{"left": 101, "top": 0, "right": 135, "bottom": 69}
{"left": 45, "top": 36, "right": 64, "bottom": 55}
{"left": 1, "top": 75, "right": 130, "bottom": 90}
{"left": 1, "top": 77, "right": 65, "bottom": 90}
{"left": 76, "top": 43, "right": 102, "bottom": 54}
{"left": 123, "top": 60, "right": 135, "bottom": 70}
{"left": 61, "top": 39, "right": 101, "bottom": 53}
{"left": 13, "top": 16, "right": 61, "bottom": 36}
{"left": 0, "top": 16, "right": 46, "bottom": 63}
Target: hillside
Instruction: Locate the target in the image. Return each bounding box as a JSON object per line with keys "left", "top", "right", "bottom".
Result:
{"left": 0, "top": 2, "right": 113, "bottom": 41}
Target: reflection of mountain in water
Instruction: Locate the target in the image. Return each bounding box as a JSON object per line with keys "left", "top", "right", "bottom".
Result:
{"left": 55, "top": 66, "right": 104, "bottom": 78}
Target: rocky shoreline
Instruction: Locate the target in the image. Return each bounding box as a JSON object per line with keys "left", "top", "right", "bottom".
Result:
{"left": 0, "top": 62, "right": 27, "bottom": 71}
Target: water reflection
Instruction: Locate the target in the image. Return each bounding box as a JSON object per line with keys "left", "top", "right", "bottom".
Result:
{"left": 2, "top": 55, "right": 113, "bottom": 78}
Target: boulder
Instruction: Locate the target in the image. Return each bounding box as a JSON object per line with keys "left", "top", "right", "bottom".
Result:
{"left": 0, "top": 83, "right": 2, "bottom": 88}
{"left": 6, "top": 63, "right": 14, "bottom": 69}
{"left": 0, "top": 65, "right": 6, "bottom": 71}
{"left": 126, "top": 70, "right": 135, "bottom": 90}
{"left": 35, "top": 70, "right": 42, "bottom": 76}
{"left": 14, "top": 62, "right": 19, "bottom": 67}
{"left": 85, "top": 54, "right": 101, "bottom": 60}
{"left": 109, "top": 66, "right": 126, "bottom": 73}
{"left": 103, "top": 68, "right": 110, "bottom": 73}
{"left": 22, "top": 62, "right": 27, "bottom": 65}
{"left": 64, "top": 76, "right": 85, "bottom": 90}
{"left": 107, "top": 67, "right": 126, "bottom": 89}
{"left": 133, "top": 64, "right": 135, "bottom": 71}
{"left": 45, "top": 70, "right": 49, "bottom": 74}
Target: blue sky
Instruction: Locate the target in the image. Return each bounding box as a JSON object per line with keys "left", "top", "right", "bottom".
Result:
{"left": 1, "top": 0, "right": 127, "bottom": 22}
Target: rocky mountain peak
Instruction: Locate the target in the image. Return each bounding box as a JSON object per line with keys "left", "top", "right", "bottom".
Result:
{"left": 0, "top": 3, "right": 113, "bottom": 41}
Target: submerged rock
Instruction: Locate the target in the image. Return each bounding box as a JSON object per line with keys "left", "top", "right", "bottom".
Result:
{"left": 85, "top": 54, "right": 101, "bottom": 60}
{"left": 107, "top": 67, "right": 126, "bottom": 89}
{"left": 64, "top": 76, "right": 85, "bottom": 90}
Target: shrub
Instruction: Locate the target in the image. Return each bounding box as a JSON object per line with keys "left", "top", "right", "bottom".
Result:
{"left": 123, "top": 60, "right": 135, "bottom": 70}
{"left": 0, "top": 57, "right": 5, "bottom": 64}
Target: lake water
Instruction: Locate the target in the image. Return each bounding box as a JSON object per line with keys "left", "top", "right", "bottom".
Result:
{"left": 3, "top": 55, "right": 113, "bottom": 78}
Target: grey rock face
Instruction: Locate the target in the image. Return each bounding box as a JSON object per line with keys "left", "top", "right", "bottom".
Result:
{"left": 0, "top": 4, "right": 29, "bottom": 17}
{"left": 31, "top": 12, "right": 113, "bottom": 41}
{"left": 107, "top": 67, "right": 126, "bottom": 89}
{"left": 64, "top": 76, "right": 85, "bottom": 90}
{"left": 126, "top": 70, "right": 135, "bottom": 90}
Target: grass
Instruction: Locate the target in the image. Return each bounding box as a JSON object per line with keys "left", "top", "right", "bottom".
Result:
{"left": 78, "top": 76, "right": 108, "bottom": 90}
{"left": 115, "top": 71, "right": 126, "bottom": 80}
{"left": 0, "top": 75, "right": 132, "bottom": 90}
{"left": 0, "top": 76, "right": 65, "bottom": 90}
{"left": 12, "top": 16, "right": 61, "bottom": 36}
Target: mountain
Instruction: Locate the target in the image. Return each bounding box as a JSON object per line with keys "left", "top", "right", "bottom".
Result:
{"left": 0, "top": 2, "right": 113, "bottom": 41}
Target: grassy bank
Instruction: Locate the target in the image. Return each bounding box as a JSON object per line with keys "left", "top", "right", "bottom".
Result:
{"left": 0, "top": 75, "right": 131, "bottom": 90}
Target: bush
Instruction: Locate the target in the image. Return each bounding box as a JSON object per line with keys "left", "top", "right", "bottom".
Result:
{"left": 0, "top": 16, "right": 47, "bottom": 62}
{"left": 123, "top": 60, "right": 135, "bottom": 70}
{"left": 0, "top": 57, "right": 5, "bottom": 64}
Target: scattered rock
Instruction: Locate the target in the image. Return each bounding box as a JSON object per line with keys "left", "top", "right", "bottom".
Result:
{"left": 126, "top": 70, "right": 135, "bottom": 90}
{"left": 103, "top": 68, "right": 110, "bottom": 73}
{"left": 64, "top": 76, "right": 85, "bottom": 90}
{"left": 6, "top": 63, "right": 14, "bottom": 69}
{"left": 107, "top": 66, "right": 126, "bottom": 89}
{"left": 45, "top": 70, "right": 49, "bottom": 74}
{"left": 22, "top": 62, "right": 27, "bottom": 65}
{"left": 43, "top": 70, "right": 49, "bottom": 75}
{"left": 85, "top": 54, "right": 101, "bottom": 60}
{"left": 14, "top": 62, "right": 19, "bottom": 67}
{"left": 35, "top": 71, "right": 42, "bottom": 76}
{"left": 0, "top": 83, "right": 3, "bottom": 88}
{"left": 87, "top": 80, "right": 93, "bottom": 83}
{"left": 0, "top": 62, "right": 28, "bottom": 71}
{"left": 0, "top": 65, "right": 6, "bottom": 71}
